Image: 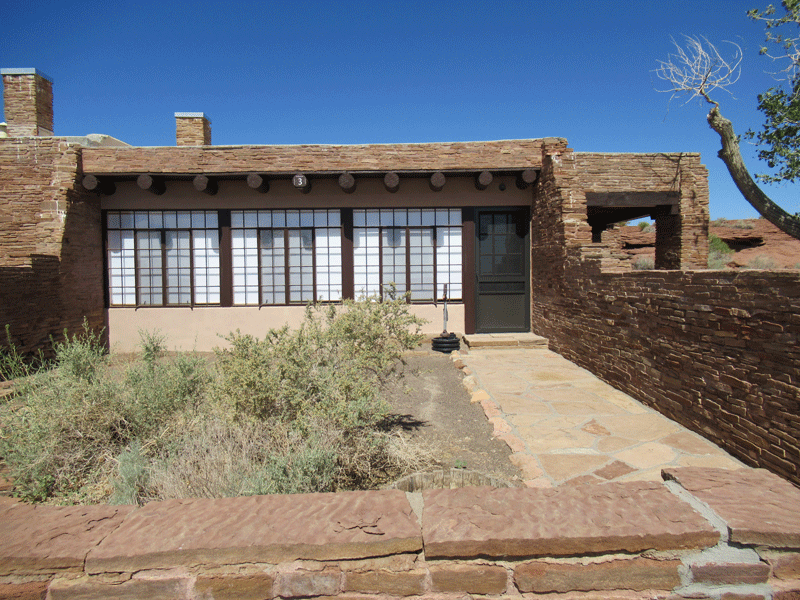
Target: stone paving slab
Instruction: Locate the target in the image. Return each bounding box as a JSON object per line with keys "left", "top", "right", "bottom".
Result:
{"left": 458, "top": 348, "right": 745, "bottom": 487}
{"left": 421, "top": 482, "right": 718, "bottom": 558}
{"left": 663, "top": 467, "right": 800, "bottom": 547}
{"left": 86, "top": 489, "right": 421, "bottom": 574}
{"left": 463, "top": 333, "right": 548, "bottom": 348}
{"left": 0, "top": 501, "right": 134, "bottom": 575}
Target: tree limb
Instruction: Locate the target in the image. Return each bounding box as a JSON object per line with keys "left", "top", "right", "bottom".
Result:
{"left": 707, "top": 104, "right": 800, "bottom": 239}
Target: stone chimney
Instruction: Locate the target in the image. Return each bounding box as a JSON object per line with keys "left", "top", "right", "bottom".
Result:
{"left": 1, "top": 68, "right": 54, "bottom": 136}
{"left": 175, "top": 112, "right": 211, "bottom": 146}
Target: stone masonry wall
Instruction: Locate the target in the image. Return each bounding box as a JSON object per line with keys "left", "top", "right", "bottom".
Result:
{"left": 1, "top": 467, "right": 798, "bottom": 600}
{"left": 0, "top": 138, "right": 105, "bottom": 354}
{"left": 1, "top": 72, "right": 53, "bottom": 137}
{"left": 574, "top": 152, "right": 709, "bottom": 269}
{"left": 176, "top": 115, "right": 211, "bottom": 146}
{"left": 532, "top": 149, "right": 800, "bottom": 487}
{"left": 81, "top": 138, "right": 553, "bottom": 175}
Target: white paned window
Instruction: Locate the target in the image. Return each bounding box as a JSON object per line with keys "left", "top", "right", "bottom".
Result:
{"left": 353, "top": 209, "right": 462, "bottom": 301}
{"left": 231, "top": 209, "right": 342, "bottom": 305}
{"left": 106, "top": 210, "right": 220, "bottom": 306}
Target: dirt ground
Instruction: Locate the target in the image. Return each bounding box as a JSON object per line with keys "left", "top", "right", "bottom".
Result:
{"left": 383, "top": 352, "right": 521, "bottom": 483}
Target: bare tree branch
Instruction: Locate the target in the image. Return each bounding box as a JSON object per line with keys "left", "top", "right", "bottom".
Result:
{"left": 655, "top": 35, "right": 800, "bottom": 241}
{"left": 655, "top": 36, "right": 742, "bottom": 106}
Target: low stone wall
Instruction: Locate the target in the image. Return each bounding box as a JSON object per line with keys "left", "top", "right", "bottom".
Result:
{"left": 531, "top": 267, "right": 800, "bottom": 488}
{"left": 1, "top": 467, "right": 798, "bottom": 599}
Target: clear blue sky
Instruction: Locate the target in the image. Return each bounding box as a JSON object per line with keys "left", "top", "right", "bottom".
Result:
{"left": 3, "top": 0, "right": 797, "bottom": 219}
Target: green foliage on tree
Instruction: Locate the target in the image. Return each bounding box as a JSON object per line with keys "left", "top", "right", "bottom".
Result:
{"left": 745, "top": 1, "right": 800, "bottom": 184}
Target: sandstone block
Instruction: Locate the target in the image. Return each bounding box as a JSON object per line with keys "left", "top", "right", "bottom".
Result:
{"left": 194, "top": 573, "right": 275, "bottom": 600}
{"left": 47, "top": 575, "right": 188, "bottom": 600}
{"left": 663, "top": 467, "right": 800, "bottom": 547}
{"left": 86, "top": 490, "right": 421, "bottom": 574}
{"left": 0, "top": 502, "right": 135, "bottom": 576}
{"left": 275, "top": 569, "right": 339, "bottom": 598}
{"left": 422, "top": 482, "right": 717, "bottom": 559}
{"left": 0, "top": 581, "right": 48, "bottom": 600}
{"left": 344, "top": 569, "right": 426, "bottom": 596}
{"left": 690, "top": 561, "right": 770, "bottom": 585}
{"left": 429, "top": 563, "right": 507, "bottom": 594}
{"left": 514, "top": 557, "right": 681, "bottom": 593}
{"left": 758, "top": 550, "right": 800, "bottom": 579}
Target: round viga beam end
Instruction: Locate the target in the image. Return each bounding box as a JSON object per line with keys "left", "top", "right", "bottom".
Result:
{"left": 516, "top": 169, "right": 538, "bottom": 189}
{"left": 384, "top": 171, "right": 400, "bottom": 193}
{"left": 430, "top": 171, "right": 446, "bottom": 192}
{"left": 338, "top": 172, "right": 356, "bottom": 193}
{"left": 476, "top": 170, "right": 493, "bottom": 190}
{"left": 292, "top": 173, "right": 311, "bottom": 193}
{"left": 247, "top": 173, "right": 270, "bottom": 193}
{"left": 136, "top": 174, "right": 166, "bottom": 195}
{"left": 82, "top": 174, "right": 116, "bottom": 195}
{"left": 193, "top": 175, "right": 218, "bottom": 195}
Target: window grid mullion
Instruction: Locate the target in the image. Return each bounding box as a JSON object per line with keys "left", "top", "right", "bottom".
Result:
{"left": 189, "top": 230, "right": 195, "bottom": 308}
{"left": 432, "top": 226, "right": 438, "bottom": 301}
{"left": 405, "top": 226, "right": 411, "bottom": 303}
{"left": 258, "top": 227, "right": 264, "bottom": 308}
{"left": 283, "top": 228, "right": 290, "bottom": 304}
{"left": 311, "top": 228, "right": 317, "bottom": 304}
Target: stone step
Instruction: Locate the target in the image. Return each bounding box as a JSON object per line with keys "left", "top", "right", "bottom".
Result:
{"left": 462, "top": 333, "right": 548, "bottom": 349}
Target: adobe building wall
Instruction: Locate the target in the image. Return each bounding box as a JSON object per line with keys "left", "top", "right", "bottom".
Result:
{"left": 532, "top": 148, "right": 800, "bottom": 486}
{"left": 0, "top": 138, "right": 105, "bottom": 354}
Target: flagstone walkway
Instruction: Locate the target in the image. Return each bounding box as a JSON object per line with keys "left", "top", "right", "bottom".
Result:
{"left": 455, "top": 347, "right": 744, "bottom": 488}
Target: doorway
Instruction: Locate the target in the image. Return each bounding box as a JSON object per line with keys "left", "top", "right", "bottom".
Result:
{"left": 474, "top": 208, "right": 530, "bottom": 333}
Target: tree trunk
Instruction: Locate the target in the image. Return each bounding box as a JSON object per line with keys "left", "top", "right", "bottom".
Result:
{"left": 707, "top": 105, "right": 800, "bottom": 240}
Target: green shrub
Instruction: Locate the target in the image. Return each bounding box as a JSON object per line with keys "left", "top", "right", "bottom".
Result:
{"left": 0, "top": 330, "right": 208, "bottom": 502}
{"left": 2, "top": 296, "right": 429, "bottom": 503}
{"left": 746, "top": 255, "right": 778, "bottom": 270}
{"left": 0, "top": 325, "right": 47, "bottom": 383}
{"left": 709, "top": 234, "right": 734, "bottom": 255}
{"left": 211, "top": 294, "right": 424, "bottom": 431}
{"left": 632, "top": 255, "right": 655, "bottom": 270}
{"left": 707, "top": 234, "right": 735, "bottom": 270}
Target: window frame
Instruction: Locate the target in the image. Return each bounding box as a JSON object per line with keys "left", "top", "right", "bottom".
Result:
{"left": 105, "top": 210, "right": 221, "bottom": 308}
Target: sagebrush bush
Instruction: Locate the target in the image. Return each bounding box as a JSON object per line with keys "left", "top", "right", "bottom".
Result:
{"left": 0, "top": 329, "right": 208, "bottom": 502}
{"left": 212, "top": 294, "right": 424, "bottom": 430}
{"left": 746, "top": 255, "right": 778, "bottom": 269}
{"left": 707, "top": 234, "right": 735, "bottom": 270}
{"left": 3, "top": 296, "right": 433, "bottom": 504}
{"left": 632, "top": 255, "right": 655, "bottom": 270}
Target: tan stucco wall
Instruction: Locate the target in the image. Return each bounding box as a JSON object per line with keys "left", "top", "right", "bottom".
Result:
{"left": 107, "top": 303, "right": 464, "bottom": 353}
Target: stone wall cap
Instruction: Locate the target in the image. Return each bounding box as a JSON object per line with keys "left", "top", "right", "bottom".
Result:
{"left": 86, "top": 489, "right": 422, "bottom": 574}
{"left": 422, "top": 481, "right": 719, "bottom": 559}
{"left": 175, "top": 112, "right": 211, "bottom": 122}
{"left": 1, "top": 68, "right": 53, "bottom": 82}
{"left": 663, "top": 467, "right": 800, "bottom": 548}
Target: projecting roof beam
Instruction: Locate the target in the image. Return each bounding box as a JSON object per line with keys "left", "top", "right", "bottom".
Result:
{"left": 246, "top": 173, "right": 270, "bottom": 193}
{"left": 193, "top": 175, "right": 217, "bottom": 195}
{"left": 292, "top": 173, "right": 311, "bottom": 194}
{"left": 338, "top": 172, "right": 356, "bottom": 193}
{"left": 475, "top": 170, "right": 493, "bottom": 190}
{"left": 516, "top": 169, "right": 538, "bottom": 189}
{"left": 383, "top": 172, "right": 400, "bottom": 193}
{"left": 82, "top": 175, "right": 116, "bottom": 195}
{"left": 136, "top": 174, "right": 166, "bottom": 195}
{"left": 429, "top": 172, "right": 446, "bottom": 192}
